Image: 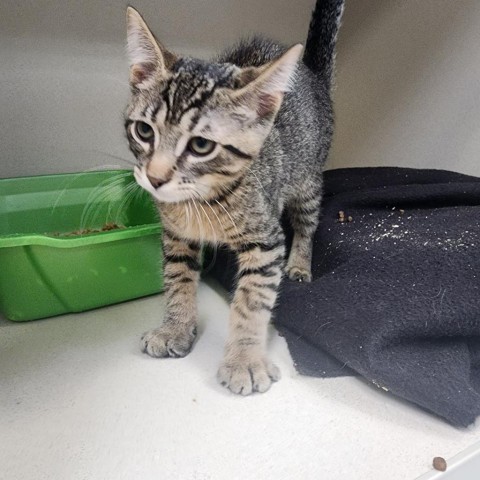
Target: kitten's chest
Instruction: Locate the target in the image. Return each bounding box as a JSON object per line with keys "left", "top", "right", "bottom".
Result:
{"left": 159, "top": 201, "right": 242, "bottom": 244}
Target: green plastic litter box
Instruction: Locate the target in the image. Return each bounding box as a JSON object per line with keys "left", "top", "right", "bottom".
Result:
{"left": 0, "top": 170, "right": 163, "bottom": 321}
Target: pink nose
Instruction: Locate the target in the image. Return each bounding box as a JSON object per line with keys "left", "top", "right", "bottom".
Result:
{"left": 146, "top": 174, "right": 165, "bottom": 189}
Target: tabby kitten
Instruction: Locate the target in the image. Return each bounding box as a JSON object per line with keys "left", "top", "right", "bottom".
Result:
{"left": 124, "top": 0, "right": 344, "bottom": 394}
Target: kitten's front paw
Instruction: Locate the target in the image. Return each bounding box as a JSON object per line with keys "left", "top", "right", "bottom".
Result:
{"left": 286, "top": 266, "right": 312, "bottom": 283}
{"left": 141, "top": 323, "right": 196, "bottom": 358}
{"left": 217, "top": 357, "right": 281, "bottom": 395}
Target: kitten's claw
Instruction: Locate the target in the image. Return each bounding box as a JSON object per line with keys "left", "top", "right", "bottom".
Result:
{"left": 217, "top": 358, "right": 281, "bottom": 395}
{"left": 141, "top": 324, "right": 196, "bottom": 358}
{"left": 286, "top": 266, "right": 312, "bottom": 283}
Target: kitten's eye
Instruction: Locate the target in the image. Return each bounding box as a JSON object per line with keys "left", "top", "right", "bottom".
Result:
{"left": 188, "top": 137, "right": 216, "bottom": 156}
{"left": 135, "top": 121, "right": 154, "bottom": 142}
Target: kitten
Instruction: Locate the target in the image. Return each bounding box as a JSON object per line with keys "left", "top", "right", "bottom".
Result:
{"left": 124, "top": 0, "right": 344, "bottom": 394}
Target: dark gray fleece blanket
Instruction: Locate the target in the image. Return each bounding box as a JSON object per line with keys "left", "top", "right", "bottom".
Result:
{"left": 207, "top": 167, "right": 480, "bottom": 427}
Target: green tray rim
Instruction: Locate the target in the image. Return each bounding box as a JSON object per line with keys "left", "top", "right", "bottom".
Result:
{"left": 0, "top": 169, "right": 162, "bottom": 249}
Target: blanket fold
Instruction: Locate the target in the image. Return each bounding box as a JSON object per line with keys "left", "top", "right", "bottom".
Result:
{"left": 207, "top": 168, "right": 480, "bottom": 427}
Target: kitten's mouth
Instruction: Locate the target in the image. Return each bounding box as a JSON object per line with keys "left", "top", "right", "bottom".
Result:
{"left": 133, "top": 165, "right": 164, "bottom": 195}
{"left": 146, "top": 173, "right": 166, "bottom": 189}
{"left": 133, "top": 166, "right": 197, "bottom": 204}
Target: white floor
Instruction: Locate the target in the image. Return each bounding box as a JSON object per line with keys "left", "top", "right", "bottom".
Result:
{"left": 1, "top": 280, "right": 479, "bottom": 480}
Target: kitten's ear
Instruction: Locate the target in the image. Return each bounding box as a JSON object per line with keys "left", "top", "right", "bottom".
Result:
{"left": 126, "top": 6, "right": 176, "bottom": 88}
{"left": 233, "top": 44, "right": 303, "bottom": 118}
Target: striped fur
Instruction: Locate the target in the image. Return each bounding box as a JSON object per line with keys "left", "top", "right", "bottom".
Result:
{"left": 125, "top": 1, "right": 344, "bottom": 394}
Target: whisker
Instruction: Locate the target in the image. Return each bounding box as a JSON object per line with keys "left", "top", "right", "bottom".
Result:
{"left": 194, "top": 180, "right": 245, "bottom": 203}
{"left": 51, "top": 168, "right": 131, "bottom": 214}
{"left": 182, "top": 203, "right": 189, "bottom": 236}
{"left": 132, "top": 180, "right": 148, "bottom": 207}
{"left": 195, "top": 194, "right": 216, "bottom": 243}
{"left": 114, "top": 181, "right": 142, "bottom": 225}
{"left": 79, "top": 174, "right": 130, "bottom": 229}
{"left": 86, "top": 149, "right": 136, "bottom": 167}
{"left": 214, "top": 199, "right": 240, "bottom": 238}
{"left": 190, "top": 198, "right": 205, "bottom": 244}
{"left": 193, "top": 192, "right": 222, "bottom": 273}
{"left": 196, "top": 190, "right": 227, "bottom": 238}
{"left": 243, "top": 165, "right": 266, "bottom": 196}
{"left": 186, "top": 200, "right": 193, "bottom": 230}
{"left": 79, "top": 176, "right": 127, "bottom": 224}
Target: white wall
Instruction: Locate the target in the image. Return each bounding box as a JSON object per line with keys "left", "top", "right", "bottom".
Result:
{"left": 0, "top": 0, "right": 479, "bottom": 178}
{"left": 332, "top": 0, "right": 480, "bottom": 175}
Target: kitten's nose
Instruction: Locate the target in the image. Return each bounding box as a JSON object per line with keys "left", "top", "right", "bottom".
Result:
{"left": 146, "top": 174, "right": 165, "bottom": 189}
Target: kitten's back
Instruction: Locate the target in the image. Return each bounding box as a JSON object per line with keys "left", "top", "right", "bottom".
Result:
{"left": 213, "top": 1, "right": 345, "bottom": 200}
{"left": 216, "top": 36, "right": 287, "bottom": 68}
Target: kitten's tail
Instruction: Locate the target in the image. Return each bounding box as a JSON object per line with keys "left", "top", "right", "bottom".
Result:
{"left": 303, "top": 0, "right": 345, "bottom": 87}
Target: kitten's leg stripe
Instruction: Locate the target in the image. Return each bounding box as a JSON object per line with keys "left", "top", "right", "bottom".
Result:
{"left": 244, "top": 300, "right": 273, "bottom": 313}
{"left": 187, "top": 240, "right": 201, "bottom": 250}
{"left": 237, "top": 286, "right": 271, "bottom": 301}
{"left": 163, "top": 272, "right": 196, "bottom": 288}
{"left": 233, "top": 304, "right": 249, "bottom": 320}
{"left": 163, "top": 271, "right": 185, "bottom": 281}
{"left": 162, "top": 226, "right": 183, "bottom": 242}
{"left": 237, "top": 242, "right": 285, "bottom": 277}
{"left": 178, "top": 277, "right": 194, "bottom": 284}
{"left": 287, "top": 194, "right": 322, "bottom": 282}
{"left": 166, "top": 301, "right": 187, "bottom": 311}
{"left": 163, "top": 254, "right": 201, "bottom": 271}
{"left": 289, "top": 206, "right": 319, "bottom": 216}
{"left": 238, "top": 264, "right": 280, "bottom": 278}
{"left": 290, "top": 196, "right": 319, "bottom": 208}
{"left": 228, "top": 232, "right": 248, "bottom": 241}
{"left": 237, "top": 286, "right": 275, "bottom": 313}
{"left": 162, "top": 231, "right": 200, "bottom": 252}
{"left": 247, "top": 281, "right": 279, "bottom": 292}
{"left": 167, "top": 284, "right": 196, "bottom": 298}
{"left": 236, "top": 338, "right": 261, "bottom": 347}
{"left": 292, "top": 217, "right": 318, "bottom": 228}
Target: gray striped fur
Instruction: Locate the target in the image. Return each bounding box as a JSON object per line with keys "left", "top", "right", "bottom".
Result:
{"left": 125, "top": 1, "right": 344, "bottom": 394}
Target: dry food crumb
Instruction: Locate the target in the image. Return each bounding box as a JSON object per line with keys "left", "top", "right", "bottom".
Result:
{"left": 338, "top": 210, "right": 345, "bottom": 223}
{"left": 399, "top": 209, "right": 405, "bottom": 214}
{"left": 101, "top": 222, "right": 120, "bottom": 231}
{"left": 347, "top": 216, "right": 353, "bottom": 222}
{"left": 433, "top": 457, "right": 447, "bottom": 472}
{"left": 51, "top": 223, "right": 124, "bottom": 237}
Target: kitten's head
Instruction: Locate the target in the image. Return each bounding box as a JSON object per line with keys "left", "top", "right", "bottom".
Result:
{"left": 124, "top": 7, "right": 302, "bottom": 203}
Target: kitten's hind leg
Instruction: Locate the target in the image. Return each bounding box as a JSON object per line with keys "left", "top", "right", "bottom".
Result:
{"left": 286, "top": 195, "right": 321, "bottom": 282}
